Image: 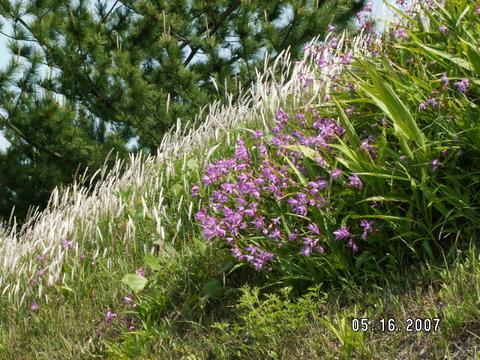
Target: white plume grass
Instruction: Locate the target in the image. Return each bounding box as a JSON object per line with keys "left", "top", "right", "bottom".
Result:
{"left": 0, "top": 31, "right": 376, "bottom": 305}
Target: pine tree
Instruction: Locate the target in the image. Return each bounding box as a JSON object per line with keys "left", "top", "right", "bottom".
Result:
{"left": 0, "top": 0, "right": 365, "bottom": 220}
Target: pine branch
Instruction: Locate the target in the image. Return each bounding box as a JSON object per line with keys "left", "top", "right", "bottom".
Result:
{"left": 0, "top": 113, "right": 62, "bottom": 159}
{"left": 183, "top": 0, "right": 241, "bottom": 68}
{"left": 101, "top": 0, "right": 120, "bottom": 22}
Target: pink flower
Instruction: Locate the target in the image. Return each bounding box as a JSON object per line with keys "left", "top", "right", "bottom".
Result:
{"left": 334, "top": 225, "right": 351, "bottom": 241}
{"left": 36, "top": 268, "right": 45, "bottom": 277}
{"left": 123, "top": 296, "right": 133, "bottom": 305}
{"left": 454, "top": 78, "right": 469, "bottom": 93}
{"left": 252, "top": 129, "right": 263, "bottom": 139}
{"left": 136, "top": 267, "right": 145, "bottom": 277}
{"left": 348, "top": 173, "right": 363, "bottom": 189}
{"left": 345, "top": 106, "right": 355, "bottom": 115}
{"left": 275, "top": 108, "right": 289, "bottom": 122}
{"left": 106, "top": 310, "right": 116, "bottom": 323}
{"left": 438, "top": 25, "right": 448, "bottom": 34}
{"left": 31, "top": 302, "right": 40, "bottom": 311}
{"left": 191, "top": 184, "right": 200, "bottom": 198}
{"left": 62, "top": 239, "right": 73, "bottom": 249}
{"left": 330, "top": 168, "right": 343, "bottom": 180}
{"left": 441, "top": 72, "right": 449, "bottom": 89}
{"left": 307, "top": 223, "right": 321, "bottom": 235}
{"left": 395, "top": 28, "right": 410, "bottom": 40}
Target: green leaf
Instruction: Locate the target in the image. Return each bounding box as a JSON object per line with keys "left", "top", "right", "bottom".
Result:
{"left": 121, "top": 274, "right": 148, "bottom": 293}
{"left": 202, "top": 279, "right": 222, "bottom": 299}
{"left": 354, "top": 172, "right": 410, "bottom": 182}
{"left": 422, "top": 239, "right": 434, "bottom": 259}
{"left": 413, "top": 40, "right": 472, "bottom": 71}
{"left": 283, "top": 144, "right": 317, "bottom": 160}
{"left": 463, "top": 40, "right": 480, "bottom": 75}
{"left": 356, "top": 62, "right": 426, "bottom": 158}
{"left": 377, "top": 126, "right": 387, "bottom": 164}
{"left": 283, "top": 155, "right": 307, "bottom": 185}
{"left": 455, "top": 5, "right": 470, "bottom": 28}
{"left": 170, "top": 183, "right": 183, "bottom": 196}
{"left": 144, "top": 253, "right": 162, "bottom": 271}
{"left": 55, "top": 284, "right": 75, "bottom": 296}
{"left": 186, "top": 158, "right": 199, "bottom": 171}
{"left": 332, "top": 97, "right": 361, "bottom": 149}
{"left": 356, "top": 196, "right": 409, "bottom": 203}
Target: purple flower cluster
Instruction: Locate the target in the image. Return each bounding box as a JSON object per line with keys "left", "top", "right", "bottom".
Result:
{"left": 360, "top": 220, "right": 374, "bottom": 241}
{"left": 360, "top": 135, "right": 376, "bottom": 158}
{"left": 395, "top": 28, "right": 410, "bottom": 40}
{"left": 333, "top": 219, "right": 375, "bottom": 252}
{"left": 298, "top": 72, "right": 314, "bottom": 88}
{"left": 203, "top": 159, "right": 239, "bottom": 186}
{"left": 348, "top": 174, "right": 363, "bottom": 190}
{"left": 194, "top": 107, "right": 373, "bottom": 272}
{"left": 419, "top": 96, "right": 439, "bottom": 111}
{"left": 454, "top": 78, "right": 469, "bottom": 93}
{"left": 440, "top": 72, "right": 449, "bottom": 89}
{"left": 333, "top": 225, "right": 359, "bottom": 252}
{"left": 300, "top": 236, "right": 325, "bottom": 256}
{"left": 341, "top": 52, "right": 354, "bottom": 66}
{"left": 62, "top": 239, "right": 73, "bottom": 250}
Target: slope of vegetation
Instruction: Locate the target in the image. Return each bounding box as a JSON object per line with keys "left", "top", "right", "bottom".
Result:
{"left": 1, "top": 1, "right": 480, "bottom": 358}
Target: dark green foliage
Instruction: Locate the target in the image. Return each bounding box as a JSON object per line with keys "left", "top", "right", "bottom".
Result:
{"left": 0, "top": 0, "right": 364, "bottom": 221}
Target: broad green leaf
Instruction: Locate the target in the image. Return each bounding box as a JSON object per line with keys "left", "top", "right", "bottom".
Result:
{"left": 422, "top": 240, "right": 434, "bottom": 259}
{"left": 377, "top": 126, "right": 387, "bottom": 164}
{"left": 455, "top": 5, "right": 470, "bottom": 28}
{"left": 332, "top": 97, "right": 361, "bottom": 148}
{"left": 356, "top": 196, "right": 409, "bottom": 203}
{"left": 121, "top": 274, "right": 148, "bottom": 293}
{"left": 362, "top": 62, "right": 426, "bottom": 152}
{"left": 413, "top": 40, "right": 472, "bottom": 71}
{"left": 202, "top": 279, "right": 222, "bottom": 299}
{"left": 283, "top": 156, "right": 307, "bottom": 185}
{"left": 330, "top": 138, "right": 367, "bottom": 172}
{"left": 463, "top": 40, "right": 480, "bottom": 75}
{"left": 283, "top": 144, "right": 317, "bottom": 160}
{"left": 55, "top": 284, "right": 75, "bottom": 296}
{"left": 348, "top": 214, "right": 416, "bottom": 222}
{"left": 355, "top": 172, "right": 410, "bottom": 182}
{"left": 144, "top": 253, "right": 162, "bottom": 271}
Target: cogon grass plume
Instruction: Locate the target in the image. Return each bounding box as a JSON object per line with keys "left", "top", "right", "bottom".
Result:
{"left": 0, "top": 30, "right": 373, "bottom": 305}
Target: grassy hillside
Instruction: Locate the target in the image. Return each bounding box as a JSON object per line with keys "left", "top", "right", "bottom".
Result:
{"left": 1, "top": 1, "right": 480, "bottom": 358}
